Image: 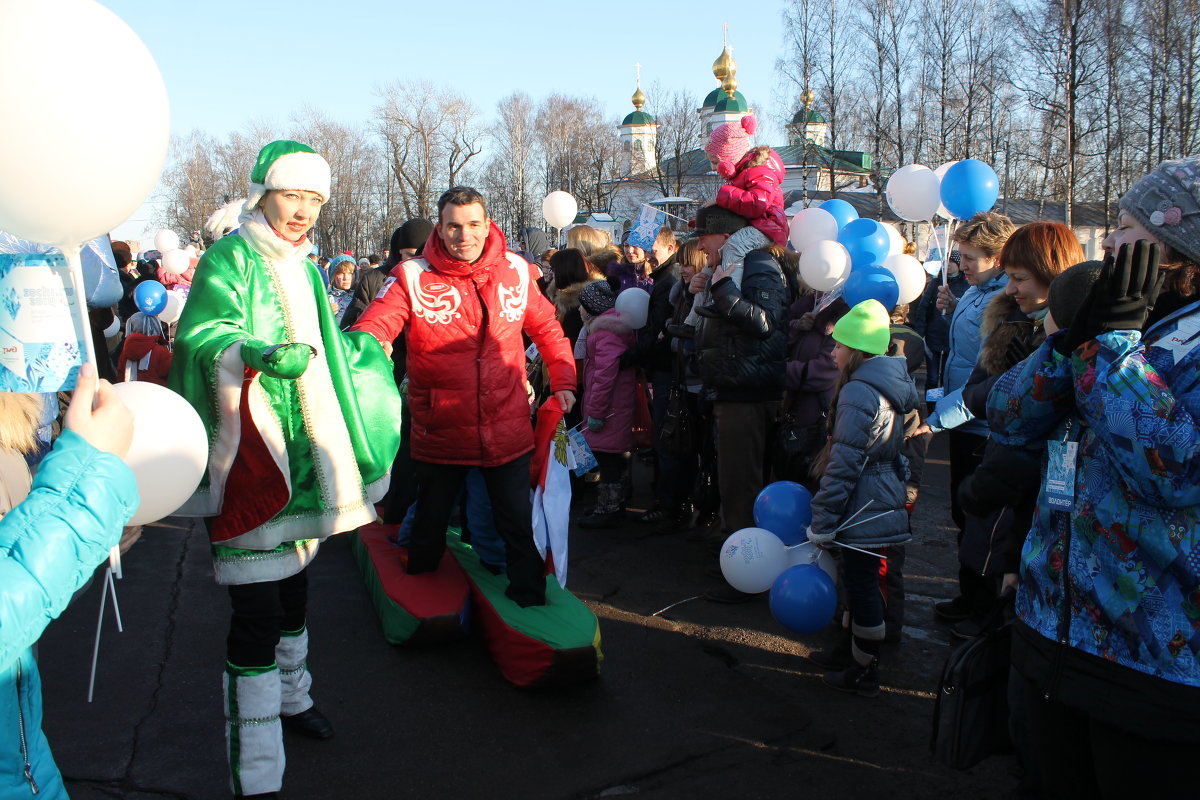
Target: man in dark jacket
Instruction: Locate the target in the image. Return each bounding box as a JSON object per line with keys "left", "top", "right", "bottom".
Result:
{"left": 339, "top": 218, "right": 433, "bottom": 330}
{"left": 693, "top": 206, "right": 791, "bottom": 600}
{"left": 624, "top": 226, "right": 682, "bottom": 525}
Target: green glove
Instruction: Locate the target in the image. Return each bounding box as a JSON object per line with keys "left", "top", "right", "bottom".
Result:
{"left": 242, "top": 341, "right": 317, "bottom": 380}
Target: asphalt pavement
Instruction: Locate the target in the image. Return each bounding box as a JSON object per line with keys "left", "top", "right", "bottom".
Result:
{"left": 38, "top": 435, "right": 1017, "bottom": 799}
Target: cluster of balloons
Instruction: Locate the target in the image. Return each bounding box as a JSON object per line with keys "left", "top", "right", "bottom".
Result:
{"left": 885, "top": 159, "right": 1000, "bottom": 224}
{"left": 787, "top": 158, "right": 1000, "bottom": 310}
{"left": 133, "top": 229, "right": 192, "bottom": 325}
{"left": 0, "top": 1, "right": 208, "bottom": 528}
{"left": 789, "top": 202, "right": 925, "bottom": 309}
{"left": 717, "top": 482, "right": 839, "bottom": 635}
{"left": 154, "top": 228, "right": 198, "bottom": 278}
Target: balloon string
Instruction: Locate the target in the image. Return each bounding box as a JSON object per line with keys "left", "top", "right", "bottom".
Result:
{"left": 833, "top": 541, "right": 887, "bottom": 560}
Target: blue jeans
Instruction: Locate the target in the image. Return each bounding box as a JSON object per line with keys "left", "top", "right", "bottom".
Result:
{"left": 395, "top": 468, "right": 507, "bottom": 569}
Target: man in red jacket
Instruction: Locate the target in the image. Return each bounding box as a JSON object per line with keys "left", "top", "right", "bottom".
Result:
{"left": 352, "top": 186, "right": 576, "bottom": 606}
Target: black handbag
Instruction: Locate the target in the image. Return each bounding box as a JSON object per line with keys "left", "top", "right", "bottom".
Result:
{"left": 770, "top": 411, "right": 826, "bottom": 486}
{"left": 657, "top": 359, "right": 698, "bottom": 457}
{"left": 930, "top": 597, "right": 1014, "bottom": 770}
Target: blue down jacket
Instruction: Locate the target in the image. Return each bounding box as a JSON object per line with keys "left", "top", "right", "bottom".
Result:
{"left": 809, "top": 355, "right": 917, "bottom": 547}
{"left": 988, "top": 303, "right": 1200, "bottom": 702}
{"left": 1, "top": 431, "right": 137, "bottom": 800}
{"left": 928, "top": 272, "right": 1007, "bottom": 436}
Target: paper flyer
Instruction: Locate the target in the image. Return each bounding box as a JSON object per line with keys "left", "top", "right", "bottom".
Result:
{"left": 0, "top": 254, "right": 86, "bottom": 392}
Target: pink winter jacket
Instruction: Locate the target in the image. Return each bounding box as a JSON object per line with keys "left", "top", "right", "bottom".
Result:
{"left": 716, "top": 146, "right": 788, "bottom": 246}
{"left": 582, "top": 309, "right": 637, "bottom": 454}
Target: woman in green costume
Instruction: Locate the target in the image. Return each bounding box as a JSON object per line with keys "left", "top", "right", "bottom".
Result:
{"left": 168, "top": 140, "right": 401, "bottom": 798}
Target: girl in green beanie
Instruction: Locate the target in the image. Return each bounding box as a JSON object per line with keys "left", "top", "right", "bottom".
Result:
{"left": 806, "top": 299, "right": 917, "bottom": 696}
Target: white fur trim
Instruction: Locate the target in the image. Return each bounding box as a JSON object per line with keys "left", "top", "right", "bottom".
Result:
{"left": 175, "top": 343, "right": 247, "bottom": 517}
{"left": 265, "top": 151, "right": 330, "bottom": 199}
{"left": 242, "top": 185, "right": 267, "bottom": 216}
{"left": 224, "top": 668, "right": 284, "bottom": 795}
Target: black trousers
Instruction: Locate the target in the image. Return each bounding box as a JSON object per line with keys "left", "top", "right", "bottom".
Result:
{"left": 948, "top": 430, "right": 992, "bottom": 613}
{"left": 410, "top": 453, "right": 545, "bottom": 606}
{"left": 227, "top": 569, "right": 307, "bottom": 668}
{"left": 1024, "top": 679, "right": 1193, "bottom": 797}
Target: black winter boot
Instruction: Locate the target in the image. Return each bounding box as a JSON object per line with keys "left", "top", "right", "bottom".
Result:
{"left": 822, "top": 659, "right": 880, "bottom": 697}
{"left": 807, "top": 627, "right": 853, "bottom": 669}
{"left": 578, "top": 483, "right": 623, "bottom": 529}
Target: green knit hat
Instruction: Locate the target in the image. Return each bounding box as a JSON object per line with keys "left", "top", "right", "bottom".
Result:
{"left": 832, "top": 299, "right": 891, "bottom": 355}
{"left": 242, "top": 140, "right": 331, "bottom": 216}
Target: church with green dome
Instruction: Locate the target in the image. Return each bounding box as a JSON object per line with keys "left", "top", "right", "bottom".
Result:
{"left": 607, "top": 33, "right": 878, "bottom": 234}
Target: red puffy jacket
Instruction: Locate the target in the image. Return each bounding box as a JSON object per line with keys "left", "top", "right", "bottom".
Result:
{"left": 117, "top": 333, "right": 173, "bottom": 385}
{"left": 353, "top": 223, "right": 575, "bottom": 466}
{"left": 716, "top": 147, "right": 788, "bottom": 246}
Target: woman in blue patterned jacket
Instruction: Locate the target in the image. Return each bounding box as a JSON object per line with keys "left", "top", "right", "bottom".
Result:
{"left": 987, "top": 157, "right": 1200, "bottom": 796}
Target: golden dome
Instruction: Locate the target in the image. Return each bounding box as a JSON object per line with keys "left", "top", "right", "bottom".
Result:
{"left": 713, "top": 45, "right": 735, "bottom": 84}
{"left": 632, "top": 85, "right": 646, "bottom": 110}
{"left": 722, "top": 72, "right": 738, "bottom": 99}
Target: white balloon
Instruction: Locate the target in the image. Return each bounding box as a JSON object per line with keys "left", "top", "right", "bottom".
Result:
{"left": 541, "top": 191, "right": 579, "bottom": 229}
{"left": 160, "top": 248, "right": 190, "bottom": 276}
{"left": 184, "top": 244, "right": 198, "bottom": 255}
{"left": 154, "top": 229, "right": 180, "bottom": 253}
{"left": 933, "top": 161, "right": 960, "bottom": 221}
{"left": 798, "top": 240, "right": 852, "bottom": 292}
{"left": 615, "top": 287, "right": 650, "bottom": 329}
{"left": 786, "top": 541, "right": 838, "bottom": 585}
{"left": 882, "top": 253, "right": 928, "bottom": 305}
{"left": 885, "top": 164, "right": 942, "bottom": 222}
{"left": 112, "top": 382, "right": 209, "bottom": 526}
{"left": 158, "top": 289, "right": 186, "bottom": 325}
{"left": 881, "top": 222, "right": 906, "bottom": 257}
{"left": 788, "top": 208, "right": 839, "bottom": 252}
{"left": 718, "top": 527, "right": 789, "bottom": 594}
{"left": 0, "top": 0, "right": 169, "bottom": 246}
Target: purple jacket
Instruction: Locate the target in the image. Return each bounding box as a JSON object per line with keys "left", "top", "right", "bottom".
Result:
{"left": 783, "top": 294, "right": 848, "bottom": 427}
{"left": 605, "top": 260, "right": 653, "bottom": 294}
{"left": 583, "top": 309, "right": 637, "bottom": 454}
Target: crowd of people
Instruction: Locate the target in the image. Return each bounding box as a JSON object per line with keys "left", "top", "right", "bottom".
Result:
{"left": 2, "top": 121, "right": 1197, "bottom": 799}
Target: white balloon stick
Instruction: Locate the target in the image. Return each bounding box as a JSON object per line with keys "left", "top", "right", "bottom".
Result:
{"left": 834, "top": 541, "right": 887, "bottom": 560}
{"left": 60, "top": 242, "right": 99, "bottom": 374}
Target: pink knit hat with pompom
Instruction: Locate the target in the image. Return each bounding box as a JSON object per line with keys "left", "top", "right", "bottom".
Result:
{"left": 705, "top": 115, "right": 757, "bottom": 179}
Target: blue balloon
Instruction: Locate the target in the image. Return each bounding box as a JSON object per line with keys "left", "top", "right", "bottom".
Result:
{"left": 753, "top": 481, "right": 813, "bottom": 546}
{"left": 134, "top": 280, "right": 168, "bottom": 316}
{"left": 838, "top": 218, "right": 891, "bottom": 271}
{"left": 819, "top": 198, "right": 859, "bottom": 231}
{"left": 843, "top": 267, "right": 900, "bottom": 310}
{"left": 940, "top": 159, "right": 1000, "bottom": 221}
{"left": 769, "top": 564, "right": 839, "bottom": 635}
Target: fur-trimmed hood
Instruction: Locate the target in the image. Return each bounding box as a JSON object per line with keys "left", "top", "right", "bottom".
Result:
{"left": 977, "top": 292, "right": 1038, "bottom": 376}
{"left": 555, "top": 280, "right": 589, "bottom": 318}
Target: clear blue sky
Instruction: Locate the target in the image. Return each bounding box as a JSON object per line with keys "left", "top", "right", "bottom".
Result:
{"left": 103, "top": 0, "right": 789, "bottom": 241}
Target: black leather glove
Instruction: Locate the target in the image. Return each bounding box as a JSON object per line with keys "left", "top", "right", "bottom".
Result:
{"left": 1054, "top": 240, "right": 1162, "bottom": 354}
{"left": 1005, "top": 333, "right": 1035, "bottom": 367}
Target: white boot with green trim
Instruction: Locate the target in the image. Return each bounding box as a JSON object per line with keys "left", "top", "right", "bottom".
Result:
{"left": 276, "top": 628, "right": 313, "bottom": 716}
{"left": 276, "top": 627, "right": 334, "bottom": 739}
{"left": 224, "top": 664, "right": 284, "bottom": 797}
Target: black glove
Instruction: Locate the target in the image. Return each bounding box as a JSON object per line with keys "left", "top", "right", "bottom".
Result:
{"left": 1055, "top": 240, "right": 1162, "bottom": 354}
{"left": 1005, "top": 333, "right": 1035, "bottom": 367}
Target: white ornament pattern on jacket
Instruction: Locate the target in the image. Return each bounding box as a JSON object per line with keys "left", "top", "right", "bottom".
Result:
{"left": 497, "top": 253, "right": 529, "bottom": 323}
{"left": 402, "top": 259, "right": 462, "bottom": 324}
